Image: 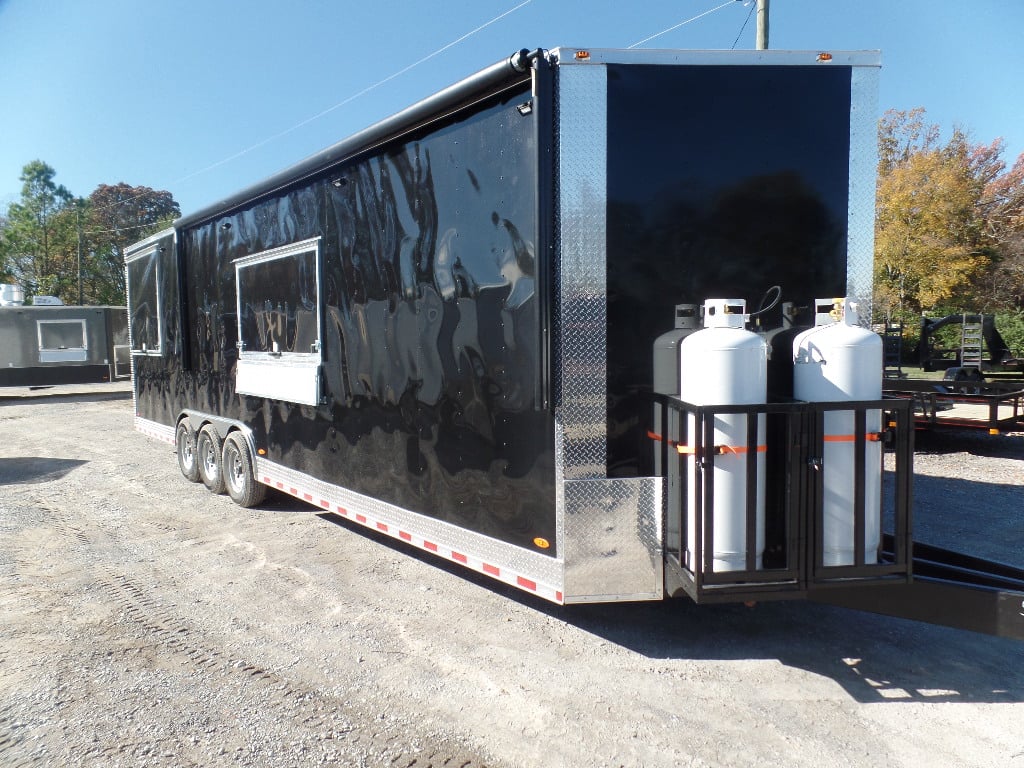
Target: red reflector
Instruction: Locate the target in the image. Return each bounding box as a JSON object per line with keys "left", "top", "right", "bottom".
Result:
{"left": 516, "top": 576, "right": 537, "bottom": 591}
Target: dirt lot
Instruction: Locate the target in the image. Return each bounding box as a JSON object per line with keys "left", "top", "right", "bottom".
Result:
{"left": 1, "top": 388, "right": 1022, "bottom": 767}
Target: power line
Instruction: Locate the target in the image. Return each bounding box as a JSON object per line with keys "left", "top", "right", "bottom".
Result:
{"left": 87, "top": 1, "right": 534, "bottom": 218}
{"left": 175, "top": 0, "right": 534, "bottom": 185}
{"left": 732, "top": 1, "right": 757, "bottom": 49}
{"left": 628, "top": 0, "right": 740, "bottom": 49}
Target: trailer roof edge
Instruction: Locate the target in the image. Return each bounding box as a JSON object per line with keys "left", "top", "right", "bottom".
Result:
{"left": 175, "top": 48, "right": 540, "bottom": 231}
{"left": 549, "top": 47, "right": 881, "bottom": 67}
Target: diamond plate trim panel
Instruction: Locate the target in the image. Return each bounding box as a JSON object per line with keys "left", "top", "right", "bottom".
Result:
{"left": 255, "top": 458, "right": 565, "bottom": 602}
{"left": 556, "top": 64, "right": 608, "bottom": 481}
{"left": 563, "top": 477, "right": 663, "bottom": 602}
{"left": 847, "top": 65, "right": 880, "bottom": 323}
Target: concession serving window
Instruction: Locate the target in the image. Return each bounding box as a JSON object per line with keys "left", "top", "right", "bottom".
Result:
{"left": 233, "top": 237, "right": 322, "bottom": 406}
{"left": 37, "top": 319, "right": 88, "bottom": 363}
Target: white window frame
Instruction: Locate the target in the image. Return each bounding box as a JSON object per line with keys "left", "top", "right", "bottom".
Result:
{"left": 37, "top": 319, "right": 89, "bottom": 363}
{"left": 233, "top": 237, "right": 322, "bottom": 406}
{"left": 125, "top": 244, "right": 163, "bottom": 356}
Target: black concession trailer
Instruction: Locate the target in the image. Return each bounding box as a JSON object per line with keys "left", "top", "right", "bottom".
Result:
{"left": 126, "top": 48, "right": 1024, "bottom": 639}
{"left": 0, "top": 300, "right": 130, "bottom": 387}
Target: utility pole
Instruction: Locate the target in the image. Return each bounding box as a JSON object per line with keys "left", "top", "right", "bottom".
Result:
{"left": 75, "top": 198, "right": 84, "bottom": 305}
{"left": 756, "top": 0, "right": 770, "bottom": 50}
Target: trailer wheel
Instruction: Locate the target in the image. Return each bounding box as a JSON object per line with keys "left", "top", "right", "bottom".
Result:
{"left": 175, "top": 420, "right": 200, "bottom": 483}
{"left": 222, "top": 432, "right": 267, "bottom": 508}
{"left": 197, "top": 425, "right": 226, "bottom": 494}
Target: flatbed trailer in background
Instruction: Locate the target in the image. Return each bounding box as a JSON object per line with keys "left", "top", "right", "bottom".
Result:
{"left": 126, "top": 47, "right": 1024, "bottom": 641}
{"left": 883, "top": 377, "right": 1024, "bottom": 434}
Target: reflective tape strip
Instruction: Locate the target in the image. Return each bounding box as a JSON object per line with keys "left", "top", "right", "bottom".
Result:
{"left": 256, "top": 468, "right": 565, "bottom": 605}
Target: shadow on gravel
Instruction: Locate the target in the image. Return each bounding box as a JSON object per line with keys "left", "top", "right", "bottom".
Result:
{"left": 314, "top": 509, "right": 1024, "bottom": 707}
{"left": 0, "top": 457, "right": 88, "bottom": 485}
{"left": 0, "top": 391, "right": 132, "bottom": 406}
{"left": 562, "top": 598, "right": 1024, "bottom": 705}
{"left": 907, "top": 475, "right": 1023, "bottom": 564}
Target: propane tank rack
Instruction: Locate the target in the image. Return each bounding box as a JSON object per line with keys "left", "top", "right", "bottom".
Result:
{"left": 654, "top": 395, "right": 914, "bottom": 604}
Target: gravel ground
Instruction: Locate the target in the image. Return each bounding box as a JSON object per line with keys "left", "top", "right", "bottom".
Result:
{"left": 0, "top": 388, "right": 1022, "bottom": 768}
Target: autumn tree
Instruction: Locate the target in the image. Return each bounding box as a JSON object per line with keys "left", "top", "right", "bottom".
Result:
{"left": 82, "top": 183, "right": 180, "bottom": 305}
{"left": 874, "top": 109, "right": 1003, "bottom": 320}
{"left": 977, "top": 152, "right": 1024, "bottom": 309}
{"left": 0, "top": 160, "right": 76, "bottom": 300}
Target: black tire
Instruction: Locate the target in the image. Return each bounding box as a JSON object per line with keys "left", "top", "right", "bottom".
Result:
{"left": 175, "top": 420, "right": 200, "bottom": 483}
{"left": 222, "top": 432, "right": 267, "bottom": 508}
{"left": 197, "top": 425, "right": 226, "bottom": 494}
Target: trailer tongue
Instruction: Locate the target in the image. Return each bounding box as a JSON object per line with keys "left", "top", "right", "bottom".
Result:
{"left": 125, "top": 47, "right": 1024, "bottom": 641}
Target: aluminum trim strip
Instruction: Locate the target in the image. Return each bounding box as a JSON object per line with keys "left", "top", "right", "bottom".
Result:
{"left": 255, "top": 458, "right": 566, "bottom": 603}
{"left": 551, "top": 48, "right": 881, "bottom": 68}
{"left": 556, "top": 62, "right": 608, "bottom": 481}
{"left": 124, "top": 229, "right": 175, "bottom": 262}
{"left": 846, "top": 65, "right": 880, "bottom": 322}
{"left": 231, "top": 236, "right": 322, "bottom": 267}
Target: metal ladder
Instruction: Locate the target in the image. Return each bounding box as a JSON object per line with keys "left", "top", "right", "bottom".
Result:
{"left": 960, "top": 314, "right": 984, "bottom": 369}
{"left": 882, "top": 323, "right": 903, "bottom": 377}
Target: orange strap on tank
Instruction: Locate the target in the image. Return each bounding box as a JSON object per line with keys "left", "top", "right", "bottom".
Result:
{"left": 677, "top": 444, "right": 767, "bottom": 455}
{"left": 823, "top": 433, "right": 881, "bottom": 442}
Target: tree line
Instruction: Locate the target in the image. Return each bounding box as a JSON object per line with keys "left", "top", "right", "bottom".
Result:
{"left": 0, "top": 160, "right": 179, "bottom": 306}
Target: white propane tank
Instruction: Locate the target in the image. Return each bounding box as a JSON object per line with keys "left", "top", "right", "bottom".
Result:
{"left": 679, "top": 299, "right": 767, "bottom": 573}
{"left": 793, "top": 298, "right": 882, "bottom": 566}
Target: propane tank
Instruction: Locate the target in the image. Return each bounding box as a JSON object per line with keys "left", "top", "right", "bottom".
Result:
{"left": 679, "top": 299, "right": 767, "bottom": 573}
{"left": 793, "top": 298, "right": 882, "bottom": 567}
{"left": 653, "top": 304, "right": 700, "bottom": 396}
{"left": 653, "top": 304, "right": 700, "bottom": 483}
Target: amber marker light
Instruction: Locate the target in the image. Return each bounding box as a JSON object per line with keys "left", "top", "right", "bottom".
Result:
{"left": 816, "top": 52, "right": 833, "bottom": 62}
{"left": 533, "top": 537, "right": 551, "bottom": 549}
{"left": 257, "top": 448, "right": 267, "bottom": 456}
{"left": 574, "top": 50, "right": 590, "bottom": 60}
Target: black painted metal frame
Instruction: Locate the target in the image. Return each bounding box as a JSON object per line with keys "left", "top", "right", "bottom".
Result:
{"left": 657, "top": 395, "right": 914, "bottom": 604}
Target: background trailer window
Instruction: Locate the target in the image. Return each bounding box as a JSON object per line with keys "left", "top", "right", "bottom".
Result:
{"left": 37, "top": 319, "right": 88, "bottom": 362}
{"left": 126, "top": 249, "right": 162, "bottom": 355}
{"left": 234, "top": 237, "right": 322, "bottom": 406}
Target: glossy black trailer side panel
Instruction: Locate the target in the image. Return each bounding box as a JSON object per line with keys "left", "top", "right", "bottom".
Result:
{"left": 134, "top": 86, "right": 557, "bottom": 556}
{"left": 604, "top": 64, "right": 854, "bottom": 476}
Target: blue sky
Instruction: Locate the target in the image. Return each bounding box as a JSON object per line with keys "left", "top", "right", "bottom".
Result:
{"left": 1, "top": 0, "right": 1021, "bottom": 217}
